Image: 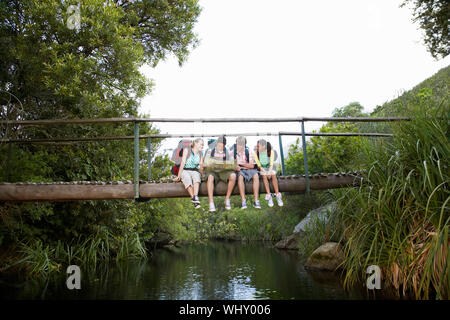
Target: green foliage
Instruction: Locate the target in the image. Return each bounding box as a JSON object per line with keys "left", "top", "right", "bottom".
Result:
{"left": 332, "top": 102, "right": 366, "bottom": 118}
{"left": 372, "top": 66, "right": 449, "bottom": 117}
{"left": 285, "top": 65, "right": 449, "bottom": 176}
{"left": 219, "top": 207, "right": 295, "bottom": 241}
{"left": 401, "top": 0, "right": 449, "bottom": 59}
{"left": 286, "top": 102, "right": 367, "bottom": 174}
{"left": 296, "top": 205, "right": 343, "bottom": 261}
{"left": 286, "top": 68, "right": 449, "bottom": 299}
{"left": 207, "top": 194, "right": 322, "bottom": 241}
{"left": 15, "top": 240, "right": 62, "bottom": 277}
{"left": 0, "top": 0, "right": 201, "bottom": 276}
{"left": 135, "top": 193, "right": 321, "bottom": 245}
{"left": 117, "top": 0, "right": 202, "bottom": 66}
{"left": 8, "top": 228, "right": 148, "bottom": 278}
{"left": 335, "top": 102, "right": 449, "bottom": 299}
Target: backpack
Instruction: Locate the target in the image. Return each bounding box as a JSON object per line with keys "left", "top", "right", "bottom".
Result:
{"left": 204, "top": 139, "right": 216, "bottom": 158}
{"left": 171, "top": 139, "right": 192, "bottom": 176}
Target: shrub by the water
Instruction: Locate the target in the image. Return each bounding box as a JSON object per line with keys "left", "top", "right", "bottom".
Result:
{"left": 335, "top": 103, "right": 449, "bottom": 299}
{"left": 6, "top": 229, "right": 147, "bottom": 278}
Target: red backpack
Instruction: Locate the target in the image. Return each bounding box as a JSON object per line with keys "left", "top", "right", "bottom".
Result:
{"left": 171, "top": 139, "right": 192, "bottom": 176}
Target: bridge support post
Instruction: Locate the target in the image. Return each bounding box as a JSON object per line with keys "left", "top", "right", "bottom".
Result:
{"left": 301, "top": 120, "right": 310, "bottom": 193}
{"left": 278, "top": 134, "right": 286, "bottom": 176}
{"left": 134, "top": 121, "right": 139, "bottom": 199}
{"left": 147, "top": 137, "right": 152, "bottom": 181}
{"left": 5, "top": 142, "right": 12, "bottom": 182}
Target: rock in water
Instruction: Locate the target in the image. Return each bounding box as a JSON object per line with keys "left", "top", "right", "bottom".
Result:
{"left": 293, "top": 202, "right": 336, "bottom": 233}
{"left": 304, "top": 242, "right": 344, "bottom": 271}
{"left": 275, "top": 202, "right": 336, "bottom": 250}
{"left": 274, "top": 231, "right": 305, "bottom": 250}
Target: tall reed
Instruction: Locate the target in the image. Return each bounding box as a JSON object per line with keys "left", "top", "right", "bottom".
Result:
{"left": 12, "top": 229, "right": 147, "bottom": 277}
{"left": 336, "top": 104, "right": 449, "bottom": 299}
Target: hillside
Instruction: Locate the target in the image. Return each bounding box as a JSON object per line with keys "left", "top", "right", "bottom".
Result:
{"left": 371, "top": 65, "right": 449, "bottom": 116}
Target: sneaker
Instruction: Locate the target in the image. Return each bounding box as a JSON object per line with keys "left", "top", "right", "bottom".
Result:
{"left": 225, "top": 199, "right": 231, "bottom": 210}
{"left": 194, "top": 202, "right": 201, "bottom": 209}
{"left": 265, "top": 193, "right": 272, "bottom": 201}
{"left": 253, "top": 200, "right": 261, "bottom": 209}
{"left": 209, "top": 202, "right": 216, "bottom": 212}
{"left": 241, "top": 200, "right": 247, "bottom": 209}
{"left": 276, "top": 193, "right": 284, "bottom": 207}
{"left": 192, "top": 195, "right": 200, "bottom": 204}
{"left": 267, "top": 197, "right": 274, "bottom": 207}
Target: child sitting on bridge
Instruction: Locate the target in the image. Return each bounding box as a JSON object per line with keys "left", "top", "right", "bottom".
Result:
{"left": 253, "top": 139, "right": 283, "bottom": 207}
{"left": 173, "top": 138, "right": 204, "bottom": 209}
{"left": 204, "top": 135, "right": 236, "bottom": 212}
{"left": 232, "top": 136, "right": 261, "bottom": 209}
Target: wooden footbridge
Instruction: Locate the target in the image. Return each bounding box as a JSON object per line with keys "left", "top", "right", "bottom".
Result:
{"left": 0, "top": 172, "right": 362, "bottom": 202}
{"left": 0, "top": 116, "right": 406, "bottom": 202}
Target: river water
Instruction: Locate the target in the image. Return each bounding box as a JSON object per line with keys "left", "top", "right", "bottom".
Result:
{"left": 1, "top": 240, "right": 367, "bottom": 300}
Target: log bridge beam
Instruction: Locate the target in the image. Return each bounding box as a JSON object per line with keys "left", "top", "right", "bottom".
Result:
{"left": 0, "top": 173, "right": 362, "bottom": 202}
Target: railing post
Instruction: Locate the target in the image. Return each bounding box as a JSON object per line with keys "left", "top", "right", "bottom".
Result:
{"left": 301, "top": 120, "right": 310, "bottom": 193}
{"left": 278, "top": 134, "right": 286, "bottom": 176}
{"left": 134, "top": 121, "right": 139, "bottom": 199}
{"left": 5, "top": 143, "right": 12, "bottom": 182}
{"left": 147, "top": 137, "right": 152, "bottom": 181}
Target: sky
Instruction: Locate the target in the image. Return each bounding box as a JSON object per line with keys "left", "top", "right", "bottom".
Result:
{"left": 139, "top": 0, "right": 449, "bottom": 157}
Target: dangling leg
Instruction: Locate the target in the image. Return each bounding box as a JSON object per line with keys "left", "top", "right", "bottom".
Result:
{"left": 207, "top": 174, "right": 216, "bottom": 212}
{"left": 182, "top": 171, "right": 194, "bottom": 198}
{"left": 193, "top": 180, "right": 200, "bottom": 196}
{"left": 252, "top": 173, "right": 261, "bottom": 209}
{"left": 252, "top": 173, "right": 259, "bottom": 202}
{"left": 186, "top": 185, "right": 194, "bottom": 198}
{"left": 192, "top": 182, "right": 201, "bottom": 208}
{"left": 226, "top": 172, "right": 236, "bottom": 200}
{"left": 262, "top": 174, "right": 270, "bottom": 194}
{"left": 225, "top": 173, "right": 236, "bottom": 210}
{"left": 272, "top": 174, "right": 283, "bottom": 207}
{"left": 238, "top": 174, "right": 246, "bottom": 201}
{"left": 238, "top": 174, "right": 247, "bottom": 209}
{"left": 271, "top": 174, "right": 280, "bottom": 194}
{"left": 263, "top": 174, "right": 273, "bottom": 207}
{"left": 207, "top": 175, "right": 214, "bottom": 203}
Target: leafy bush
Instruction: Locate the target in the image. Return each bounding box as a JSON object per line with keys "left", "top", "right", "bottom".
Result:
{"left": 335, "top": 101, "right": 449, "bottom": 299}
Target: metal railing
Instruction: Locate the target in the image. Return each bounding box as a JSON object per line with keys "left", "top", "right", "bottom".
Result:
{"left": 1, "top": 116, "right": 408, "bottom": 197}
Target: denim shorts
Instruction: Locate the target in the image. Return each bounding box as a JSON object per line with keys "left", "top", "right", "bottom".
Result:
{"left": 237, "top": 169, "right": 259, "bottom": 182}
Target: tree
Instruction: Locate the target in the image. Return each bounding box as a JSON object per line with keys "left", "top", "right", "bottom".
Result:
{"left": 332, "top": 102, "right": 365, "bottom": 118}
{"left": 285, "top": 123, "right": 364, "bottom": 174}
{"left": 285, "top": 103, "right": 367, "bottom": 174}
{"left": 401, "top": 0, "right": 449, "bottom": 59}
{"left": 0, "top": 0, "right": 201, "bottom": 124}
{"left": 0, "top": 0, "right": 201, "bottom": 248}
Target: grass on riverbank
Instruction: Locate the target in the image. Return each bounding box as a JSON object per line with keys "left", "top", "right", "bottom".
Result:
{"left": 334, "top": 104, "right": 449, "bottom": 299}
{"left": 169, "top": 192, "right": 325, "bottom": 242}
{"left": 216, "top": 193, "right": 321, "bottom": 241}
{"left": 1, "top": 229, "right": 147, "bottom": 278}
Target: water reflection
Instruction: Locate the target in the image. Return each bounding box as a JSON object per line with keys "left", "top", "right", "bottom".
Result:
{"left": 0, "top": 241, "right": 365, "bottom": 300}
